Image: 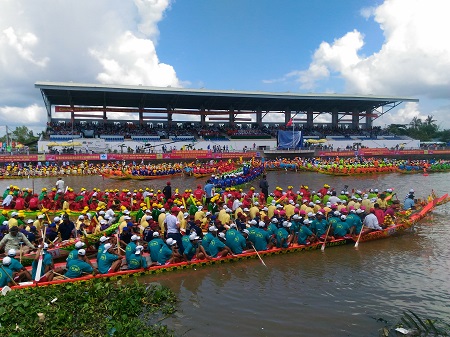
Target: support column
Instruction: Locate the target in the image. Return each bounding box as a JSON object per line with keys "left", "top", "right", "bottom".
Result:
{"left": 365, "top": 110, "right": 373, "bottom": 129}
{"left": 201, "top": 110, "right": 206, "bottom": 127}
{"left": 256, "top": 108, "right": 262, "bottom": 127}
{"left": 139, "top": 109, "right": 143, "bottom": 126}
{"left": 229, "top": 109, "right": 235, "bottom": 127}
{"left": 352, "top": 109, "right": 359, "bottom": 129}
{"left": 167, "top": 111, "right": 173, "bottom": 128}
{"left": 103, "top": 106, "right": 107, "bottom": 125}
{"left": 285, "top": 108, "right": 291, "bottom": 125}
{"left": 306, "top": 108, "right": 313, "bottom": 128}
{"left": 331, "top": 109, "right": 339, "bottom": 129}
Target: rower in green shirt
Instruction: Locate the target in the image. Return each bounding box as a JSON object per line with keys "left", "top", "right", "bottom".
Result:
{"left": 65, "top": 249, "right": 96, "bottom": 278}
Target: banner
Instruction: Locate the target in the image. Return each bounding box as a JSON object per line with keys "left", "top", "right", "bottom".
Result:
{"left": 277, "top": 130, "right": 303, "bottom": 149}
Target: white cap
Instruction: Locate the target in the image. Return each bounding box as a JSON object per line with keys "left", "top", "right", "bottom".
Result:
{"left": 208, "top": 226, "right": 218, "bottom": 232}
{"left": 7, "top": 249, "right": 16, "bottom": 256}
{"left": 27, "top": 219, "right": 34, "bottom": 224}
{"left": 303, "top": 219, "right": 310, "bottom": 224}
{"left": 75, "top": 241, "right": 85, "bottom": 249}
{"left": 131, "top": 235, "right": 140, "bottom": 241}
{"left": 124, "top": 216, "right": 131, "bottom": 220}
{"left": 2, "top": 256, "right": 12, "bottom": 265}
{"left": 229, "top": 223, "right": 237, "bottom": 228}
{"left": 78, "top": 249, "right": 86, "bottom": 256}
{"left": 38, "top": 214, "right": 45, "bottom": 219}
{"left": 103, "top": 243, "right": 112, "bottom": 252}
{"left": 356, "top": 209, "right": 364, "bottom": 214}
{"left": 205, "top": 212, "right": 211, "bottom": 216}
{"left": 243, "top": 229, "right": 250, "bottom": 235}
{"left": 258, "top": 221, "right": 265, "bottom": 227}
{"left": 166, "top": 238, "right": 176, "bottom": 246}
{"left": 307, "top": 212, "right": 314, "bottom": 217}
{"left": 99, "top": 236, "right": 110, "bottom": 243}
{"left": 123, "top": 210, "right": 130, "bottom": 214}
{"left": 249, "top": 219, "right": 257, "bottom": 225}
{"left": 11, "top": 212, "right": 18, "bottom": 217}
{"left": 271, "top": 218, "right": 278, "bottom": 223}
{"left": 54, "top": 216, "right": 60, "bottom": 222}
{"left": 218, "top": 232, "right": 226, "bottom": 239}
{"left": 292, "top": 214, "right": 299, "bottom": 220}
{"left": 43, "top": 243, "right": 48, "bottom": 250}
{"left": 146, "top": 215, "right": 152, "bottom": 220}
{"left": 135, "top": 245, "right": 144, "bottom": 254}
{"left": 189, "top": 233, "right": 200, "bottom": 241}
{"left": 410, "top": 189, "right": 415, "bottom": 193}
{"left": 160, "top": 208, "right": 165, "bottom": 212}
{"left": 100, "top": 219, "right": 107, "bottom": 225}
{"left": 99, "top": 211, "right": 105, "bottom": 215}
{"left": 78, "top": 215, "right": 84, "bottom": 220}
{"left": 183, "top": 212, "right": 189, "bottom": 218}
{"left": 153, "top": 232, "right": 160, "bottom": 237}
{"left": 341, "top": 215, "right": 347, "bottom": 220}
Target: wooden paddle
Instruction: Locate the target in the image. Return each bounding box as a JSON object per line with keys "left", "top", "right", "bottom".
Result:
{"left": 250, "top": 243, "right": 267, "bottom": 267}
{"left": 354, "top": 225, "right": 364, "bottom": 248}
{"left": 19, "top": 241, "right": 23, "bottom": 264}
{"left": 321, "top": 224, "right": 332, "bottom": 252}
{"left": 0, "top": 264, "right": 18, "bottom": 286}
{"left": 34, "top": 224, "right": 47, "bottom": 282}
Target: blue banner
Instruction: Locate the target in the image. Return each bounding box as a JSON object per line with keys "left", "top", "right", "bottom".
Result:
{"left": 277, "top": 131, "right": 303, "bottom": 149}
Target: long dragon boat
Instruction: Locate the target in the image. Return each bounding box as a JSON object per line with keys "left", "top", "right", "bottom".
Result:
{"left": 2, "top": 194, "right": 447, "bottom": 292}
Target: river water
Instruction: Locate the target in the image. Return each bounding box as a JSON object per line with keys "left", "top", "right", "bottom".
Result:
{"left": 2, "top": 171, "right": 450, "bottom": 336}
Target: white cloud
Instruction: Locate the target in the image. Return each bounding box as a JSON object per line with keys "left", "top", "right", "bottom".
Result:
{"left": 0, "top": 0, "right": 179, "bottom": 129}
{"left": 294, "top": 0, "right": 450, "bottom": 126}
{"left": 374, "top": 102, "right": 425, "bottom": 126}
{"left": 90, "top": 31, "right": 180, "bottom": 87}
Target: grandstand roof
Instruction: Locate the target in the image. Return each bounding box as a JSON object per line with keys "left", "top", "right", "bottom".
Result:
{"left": 35, "top": 81, "right": 418, "bottom": 117}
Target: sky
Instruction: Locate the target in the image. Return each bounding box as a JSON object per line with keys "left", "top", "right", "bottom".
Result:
{"left": 0, "top": 0, "right": 449, "bottom": 135}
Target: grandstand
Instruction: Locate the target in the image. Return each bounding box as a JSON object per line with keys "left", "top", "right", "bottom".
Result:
{"left": 35, "top": 82, "right": 419, "bottom": 154}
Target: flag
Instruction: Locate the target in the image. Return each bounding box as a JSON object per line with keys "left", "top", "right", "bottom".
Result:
{"left": 286, "top": 118, "right": 293, "bottom": 127}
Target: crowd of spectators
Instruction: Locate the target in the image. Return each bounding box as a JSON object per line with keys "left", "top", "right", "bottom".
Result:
{"left": 46, "top": 121, "right": 395, "bottom": 141}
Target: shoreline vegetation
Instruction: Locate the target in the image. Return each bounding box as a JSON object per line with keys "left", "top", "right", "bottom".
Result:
{"left": 0, "top": 279, "right": 176, "bottom": 337}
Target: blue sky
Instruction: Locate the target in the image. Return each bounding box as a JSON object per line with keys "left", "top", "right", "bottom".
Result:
{"left": 158, "top": 0, "right": 383, "bottom": 92}
{"left": 0, "top": 0, "right": 449, "bottom": 133}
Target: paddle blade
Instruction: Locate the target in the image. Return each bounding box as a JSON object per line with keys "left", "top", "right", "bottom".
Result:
{"left": 354, "top": 242, "right": 359, "bottom": 248}
{"left": 1, "top": 286, "right": 11, "bottom": 296}
{"left": 34, "top": 258, "right": 43, "bottom": 282}
{"left": 321, "top": 243, "right": 325, "bottom": 251}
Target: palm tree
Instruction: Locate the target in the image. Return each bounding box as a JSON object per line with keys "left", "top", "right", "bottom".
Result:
{"left": 424, "top": 114, "right": 437, "bottom": 126}
{"left": 409, "top": 117, "right": 422, "bottom": 129}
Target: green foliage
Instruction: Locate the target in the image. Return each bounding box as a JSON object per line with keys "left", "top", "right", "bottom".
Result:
{"left": 0, "top": 126, "right": 40, "bottom": 145}
{"left": 0, "top": 279, "right": 176, "bottom": 337}
{"left": 380, "top": 310, "right": 450, "bottom": 336}
{"left": 388, "top": 115, "right": 448, "bottom": 142}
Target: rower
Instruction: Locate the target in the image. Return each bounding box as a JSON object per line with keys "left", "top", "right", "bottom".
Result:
{"left": 97, "top": 243, "right": 122, "bottom": 274}
{"left": 209, "top": 231, "right": 235, "bottom": 258}
{"left": 0, "top": 225, "right": 36, "bottom": 254}
{"left": 297, "top": 219, "right": 317, "bottom": 245}
{"left": 183, "top": 233, "right": 210, "bottom": 261}
{"left": 362, "top": 208, "right": 383, "bottom": 233}
{"left": 157, "top": 238, "right": 182, "bottom": 265}
{"left": 125, "top": 235, "right": 141, "bottom": 265}
{"left": 7, "top": 249, "right": 32, "bottom": 282}
{"left": 403, "top": 194, "right": 415, "bottom": 210}
{"left": 148, "top": 232, "right": 164, "bottom": 263}
{"left": 128, "top": 245, "right": 148, "bottom": 270}
{"left": 64, "top": 249, "right": 97, "bottom": 278}
{"left": 31, "top": 243, "right": 54, "bottom": 282}
{"left": 0, "top": 257, "right": 14, "bottom": 288}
